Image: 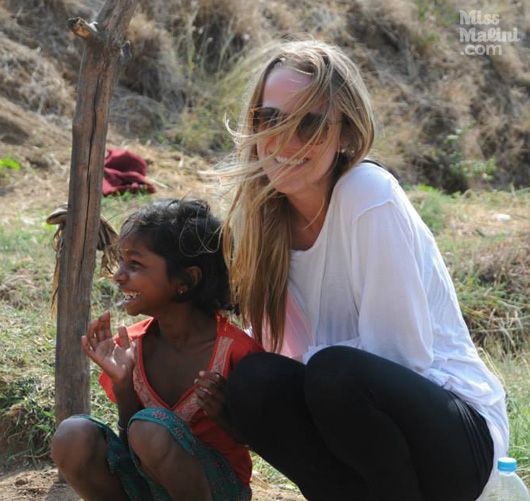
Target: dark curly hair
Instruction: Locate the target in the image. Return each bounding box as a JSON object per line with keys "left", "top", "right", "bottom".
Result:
{"left": 119, "top": 198, "right": 232, "bottom": 315}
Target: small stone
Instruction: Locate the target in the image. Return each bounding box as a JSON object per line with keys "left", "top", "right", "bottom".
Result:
{"left": 493, "top": 213, "right": 511, "bottom": 222}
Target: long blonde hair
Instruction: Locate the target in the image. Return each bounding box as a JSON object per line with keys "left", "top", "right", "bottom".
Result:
{"left": 222, "top": 39, "right": 375, "bottom": 352}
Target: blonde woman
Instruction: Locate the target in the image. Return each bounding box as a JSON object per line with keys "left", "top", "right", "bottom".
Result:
{"left": 205, "top": 40, "right": 508, "bottom": 500}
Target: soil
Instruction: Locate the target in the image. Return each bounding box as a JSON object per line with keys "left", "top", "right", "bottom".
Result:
{"left": 0, "top": 465, "right": 305, "bottom": 500}
{"left": 0, "top": 467, "right": 77, "bottom": 501}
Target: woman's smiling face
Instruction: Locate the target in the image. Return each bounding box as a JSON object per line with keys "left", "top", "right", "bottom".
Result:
{"left": 256, "top": 66, "right": 341, "bottom": 200}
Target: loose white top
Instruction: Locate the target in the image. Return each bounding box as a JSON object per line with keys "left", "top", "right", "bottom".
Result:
{"left": 279, "top": 162, "right": 508, "bottom": 497}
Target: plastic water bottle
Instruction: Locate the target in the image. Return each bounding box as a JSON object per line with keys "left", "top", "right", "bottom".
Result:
{"left": 484, "top": 457, "right": 530, "bottom": 500}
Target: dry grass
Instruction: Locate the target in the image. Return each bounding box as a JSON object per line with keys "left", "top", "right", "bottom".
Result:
{"left": 1, "top": 0, "right": 528, "bottom": 188}
{"left": 347, "top": 0, "right": 529, "bottom": 188}
{"left": 0, "top": 35, "right": 73, "bottom": 116}
{"left": 1, "top": 183, "right": 527, "bottom": 491}
{"left": 430, "top": 189, "right": 529, "bottom": 353}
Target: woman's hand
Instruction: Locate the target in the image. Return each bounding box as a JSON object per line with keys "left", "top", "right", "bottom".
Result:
{"left": 81, "top": 311, "right": 136, "bottom": 386}
{"left": 195, "top": 371, "right": 227, "bottom": 419}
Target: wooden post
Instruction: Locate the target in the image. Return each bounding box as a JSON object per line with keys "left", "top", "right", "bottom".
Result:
{"left": 55, "top": 0, "right": 137, "bottom": 425}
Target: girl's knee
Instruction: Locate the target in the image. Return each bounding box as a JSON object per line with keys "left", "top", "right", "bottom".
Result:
{"left": 128, "top": 420, "right": 175, "bottom": 466}
{"left": 51, "top": 417, "right": 104, "bottom": 470}
{"left": 128, "top": 420, "right": 211, "bottom": 499}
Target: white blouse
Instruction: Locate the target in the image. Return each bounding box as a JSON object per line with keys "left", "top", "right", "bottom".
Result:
{"left": 279, "top": 162, "right": 508, "bottom": 498}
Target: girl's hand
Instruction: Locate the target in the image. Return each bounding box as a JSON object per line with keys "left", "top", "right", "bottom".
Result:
{"left": 81, "top": 311, "right": 136, "bottom": 386}
{"left": 195, "top": 371, "right": 226, "bottom": 418}
{"left": 196, "top": 371, "right": 246, "bottom": 443}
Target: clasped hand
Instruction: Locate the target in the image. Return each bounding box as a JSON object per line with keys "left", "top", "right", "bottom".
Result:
{"left": 81, "top": 311, "right": 136, "bottom": 387}
{"left": 195, "top": 371, "right": 227, "bottom": 419}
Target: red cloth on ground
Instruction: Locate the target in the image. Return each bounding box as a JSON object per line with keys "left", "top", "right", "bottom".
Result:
{"left": 102, "top": 148, "right": 156, "bottom": 196}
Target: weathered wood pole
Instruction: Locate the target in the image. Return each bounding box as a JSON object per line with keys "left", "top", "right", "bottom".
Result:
{"left": 55, "top": 0, "right": 137, "bottom": 425}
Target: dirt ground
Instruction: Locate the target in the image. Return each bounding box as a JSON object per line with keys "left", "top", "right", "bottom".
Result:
{"left": 0, "top": 467, "right": 77, "bottom": 501}
{"left": 0, "top": 465, "right": 305, "bottom": 500}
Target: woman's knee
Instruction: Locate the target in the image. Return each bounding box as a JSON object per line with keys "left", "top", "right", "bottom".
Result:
{"left": 228, "top": 352, "right": 284, "bottom": 392}
{"left": 51, "top": 417, "right": 104, "bottom": 471}
{"left": 306, "top": 346, "right": 379, "bottom": 388}
{"left": 305, "top": 347, "right": 373, "bottom": 416}
{"left": 226, "top": 352, "right": 304, "bottom": 418}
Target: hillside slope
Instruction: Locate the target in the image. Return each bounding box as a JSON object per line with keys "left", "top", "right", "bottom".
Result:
{"left": 0, "top": 0, "right": 529, "bottom": 195}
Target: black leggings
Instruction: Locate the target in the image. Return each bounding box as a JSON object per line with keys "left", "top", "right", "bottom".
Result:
{"left": 225, "top": 347, "right": 493, "bottom": 501}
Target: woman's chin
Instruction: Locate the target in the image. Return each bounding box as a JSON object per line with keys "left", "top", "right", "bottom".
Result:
{"left": 277, "top": 184, "right": 314, "bottom": 200}
{"left": 267, "top": 177, "right": 306, "bottom": 196}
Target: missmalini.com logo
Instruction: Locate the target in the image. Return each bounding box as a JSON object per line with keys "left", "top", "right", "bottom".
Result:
{"left": 459, "top": 10, "right": 521, "bottom": 56}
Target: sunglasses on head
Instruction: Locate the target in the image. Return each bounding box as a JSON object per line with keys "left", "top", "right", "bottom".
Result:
{"left": 252, "top": 106, "right": 331, "bottom": 144}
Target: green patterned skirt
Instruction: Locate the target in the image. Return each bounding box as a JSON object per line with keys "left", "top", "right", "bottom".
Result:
{"left": 77, "top": 408, "right": 251, "bottom": 501}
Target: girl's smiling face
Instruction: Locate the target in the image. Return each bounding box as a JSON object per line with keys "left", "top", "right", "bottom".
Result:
{"left": 114, "top": 235, "right": 180, "bottom": 317}
{"left": 256, "top": 66, "right": 342, "bottom": 200}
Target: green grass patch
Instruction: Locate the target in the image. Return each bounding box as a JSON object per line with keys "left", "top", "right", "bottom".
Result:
{"left": 0, "top": 157, "right": 22, "bottom": 171}
{"left": 0, "top": 191, "right": 528, "bottom": 488}
{"left": 408, "top": 184, "right": 453, "bottom": 234}
{"left": 496, "top": 354, "right": 530, "bottom": 485}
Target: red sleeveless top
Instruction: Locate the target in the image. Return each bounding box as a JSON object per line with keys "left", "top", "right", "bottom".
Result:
{"left": 99, "top": 314, "right": 263, "bottom": 484}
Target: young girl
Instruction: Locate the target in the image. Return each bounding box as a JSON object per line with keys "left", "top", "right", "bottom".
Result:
{"left": 221, "top": 40, "right": 508, "bottom": 500}
{"left": 51, "top": 198, "right": 263, "bottom": 501}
